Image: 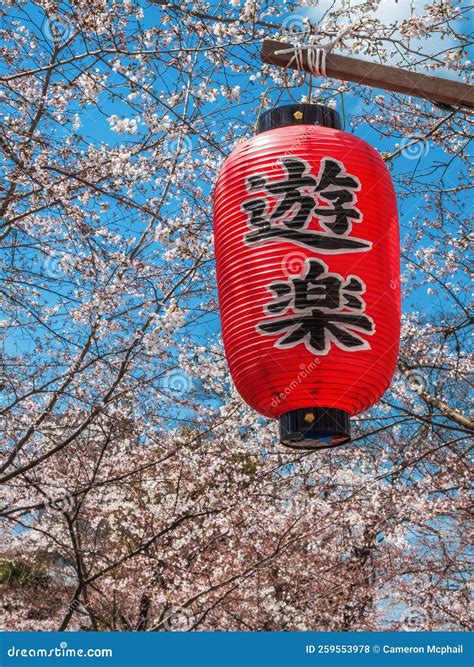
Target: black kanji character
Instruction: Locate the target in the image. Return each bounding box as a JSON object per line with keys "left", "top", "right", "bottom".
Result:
{"left": 244, "top": 158, "right": 318, "bottom": 230}
{"left": 241, "top": 156, "right": 371, "bottom": 254}
{"left": 266, "top": 158, "right": 318, "bottom": 229}
{"left": 264, "top": 259, "right": 366, "bottom": 315}
{"left": 314, "top": 158, "right": 362, "bottom": 236}
{"left": 241, "top": 198, "right": 271, "bottom": 234}
{"left": 258, "top": 258, "right": 374, "bottom": 355}
{"left": 258, "top": 309, "right": 374, "bottom": 353}
{"left": 315, "top": 158, "right": 360, "bottom": 193}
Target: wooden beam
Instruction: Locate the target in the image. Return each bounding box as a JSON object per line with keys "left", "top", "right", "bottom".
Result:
{"left": 262, "top": 39, "right": 474, "bottom": 110}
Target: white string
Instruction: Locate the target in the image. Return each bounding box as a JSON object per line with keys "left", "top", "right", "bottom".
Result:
{"left": 275, "top": 25, "right": 351, "bottom": 78}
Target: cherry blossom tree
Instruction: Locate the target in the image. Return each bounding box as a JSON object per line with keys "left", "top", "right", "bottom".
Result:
{"left": 0, "top": 0, "right": 471, "bottom": 631}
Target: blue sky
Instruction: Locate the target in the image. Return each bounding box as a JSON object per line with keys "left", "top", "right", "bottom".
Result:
{"left": 2, "top": 1, "right": 470, "bottom": 390}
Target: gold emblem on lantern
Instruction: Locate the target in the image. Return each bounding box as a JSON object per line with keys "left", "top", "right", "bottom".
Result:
{"left": 304, "top": 412, "right": 315, "bottom": 423}
{"left": 293, "top": 110, "right": 303, "bottom": 120}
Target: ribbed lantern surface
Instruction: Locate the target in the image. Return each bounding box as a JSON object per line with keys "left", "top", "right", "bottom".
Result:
{"left": 214, "top": 104, "right": 400, "bottom": 449}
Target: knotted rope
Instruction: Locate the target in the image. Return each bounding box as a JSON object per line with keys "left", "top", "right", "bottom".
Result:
{"left": 275, "top": 25, "right": 351, "bottom": 78}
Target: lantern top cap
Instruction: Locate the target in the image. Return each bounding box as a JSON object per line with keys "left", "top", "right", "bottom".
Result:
{"left": 257, "top": 103, "right": 342, "bottom": 134}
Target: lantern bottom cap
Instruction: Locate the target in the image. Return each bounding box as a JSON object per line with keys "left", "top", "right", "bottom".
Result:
{"left": 279, "top": 408, "right": 351, "bottom": 451}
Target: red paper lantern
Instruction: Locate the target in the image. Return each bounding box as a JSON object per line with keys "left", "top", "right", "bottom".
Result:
{"left": 214, "top": 104, "right": 400, "bottom": 449}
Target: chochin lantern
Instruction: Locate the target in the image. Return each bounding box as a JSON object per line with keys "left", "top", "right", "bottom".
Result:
{"left": 213, "top": 104, "right": 400, "bottom": 449}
